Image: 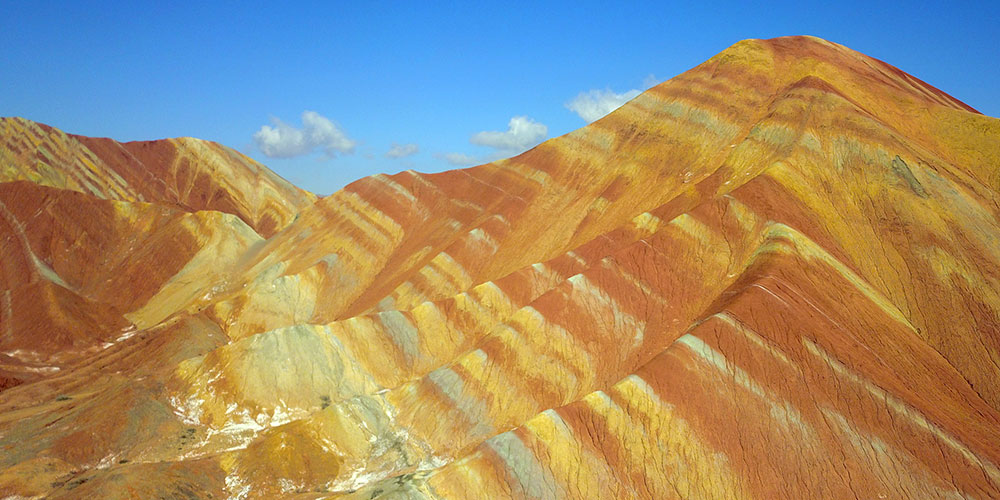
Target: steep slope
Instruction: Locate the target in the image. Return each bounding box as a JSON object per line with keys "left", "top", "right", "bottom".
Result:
{"left": 0, "top": 180, "right": 262, "bottom": 391}
{"left": 0, "top": 117, "right": 316, "bottom": 237}
{"left": 1, "top": 35, "right": 999, "bottom": 499}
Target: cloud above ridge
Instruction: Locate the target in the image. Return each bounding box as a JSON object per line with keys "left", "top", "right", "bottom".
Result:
{"left": 470, "top": 116, "right": 548, "bottom": 153}
{"left": 386, "top": 142, "right": 419, "bottom": 159}
{"left": 438, "top": 152, "right": 478, "bottom": 166}
{"left": 565, "top": 89, "right": 642, "bottom": 123}
{"left": 253, "top": 111, "right": 355, "bottom": 158}
{"left": 438, "top": 115, "right": 548, "bottom": 167}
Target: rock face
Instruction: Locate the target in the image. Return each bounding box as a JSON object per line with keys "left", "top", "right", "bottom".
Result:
{"left": 1, "top": 36, "right": 999, "bottom": 499}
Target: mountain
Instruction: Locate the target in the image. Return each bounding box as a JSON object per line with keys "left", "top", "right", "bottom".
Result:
{"left": 1, "top": 35, "right": 999, "bottom": 499}
{"left": 0, "top": 117, "right": 316, "bottom": 237}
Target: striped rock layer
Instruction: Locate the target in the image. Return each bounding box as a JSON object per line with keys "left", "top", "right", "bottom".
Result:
{"left": 0, "top": 117, "right": 316, "bottom": 237}
{"left": 1, "top": 36, "right": 999, "bottom": 499}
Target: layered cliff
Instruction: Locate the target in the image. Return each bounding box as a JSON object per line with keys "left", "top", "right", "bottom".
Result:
{"left": 1, "top": 36, "right": 999, "bottom": 499}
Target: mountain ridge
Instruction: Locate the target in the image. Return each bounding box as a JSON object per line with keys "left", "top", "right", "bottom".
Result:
{"left": 0, "top": 116, "right": 316, "bottom": 237}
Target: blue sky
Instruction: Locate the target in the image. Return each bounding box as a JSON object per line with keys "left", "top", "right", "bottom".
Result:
{"left": 3, "top": 1, "right": 999, "bottom": 195}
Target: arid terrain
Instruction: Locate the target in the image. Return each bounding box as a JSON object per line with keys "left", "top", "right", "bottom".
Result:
{"left": 1, "top": 36, "right": 999, "bottom": 499}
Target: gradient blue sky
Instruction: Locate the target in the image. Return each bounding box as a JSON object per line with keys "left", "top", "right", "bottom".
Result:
{"left": 4, "top": 1, "right": 999, "bottom": 194}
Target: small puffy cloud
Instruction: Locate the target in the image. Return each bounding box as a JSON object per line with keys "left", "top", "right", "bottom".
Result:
{"left": 642, "top": 74, "right": 661, "bottom": 89}
{"left": 470, "top": 116, "right": 548, "bottom": 153}
{"left": 437, "top": 152, "right": 478, "bottom": 166}
{"left": 253, "top": 110, "right": 355, "bottom": 158}
{"left": 437, "top": 115, "right": 548, "bottom": 168}
{"left": 386, "top": 142, "right": 419, "bottom": 159}
{"left": 566, "top": 89, "right": 642, "bottom": 123}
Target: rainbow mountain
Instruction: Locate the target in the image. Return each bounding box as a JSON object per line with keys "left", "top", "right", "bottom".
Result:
{"left": 1, "top": 36, "right": 999, "bottom": 499}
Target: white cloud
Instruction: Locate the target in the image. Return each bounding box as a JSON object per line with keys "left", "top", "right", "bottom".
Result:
{"left": 642, "top": 74, "right": 661, "bottom": 89}
{"left": 565, "top": 89, "right": 642, "bottom": 123}
{"left": 252, "top": 110, "right": 356, "bottom": 158}
{"left": 437, "top": 115, "right": 548, "bottom": 168}
{"left": 438, "top": 152, "right": 478, "bottom": 166}
{"left": 386, "top": 143, "right": 419, "bottom": 159}
{"left": 470, "top": 116, "right": 548, "bottom": 153}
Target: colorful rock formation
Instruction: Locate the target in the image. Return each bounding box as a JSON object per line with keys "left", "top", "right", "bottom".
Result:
{"left": 1, "top": 36, "right": 999, "bottom": 499}
{"left": 0, "top": 118, "right": 315, "bottom": 238}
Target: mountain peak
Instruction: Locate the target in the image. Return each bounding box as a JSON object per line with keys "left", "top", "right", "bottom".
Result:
{"left": 701, "top": 35, "right": 980, "bottom": 114}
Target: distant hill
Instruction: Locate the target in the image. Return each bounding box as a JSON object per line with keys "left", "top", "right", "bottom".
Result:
{"left": 0, "top": 117, "right": 316, "bottom": 237}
